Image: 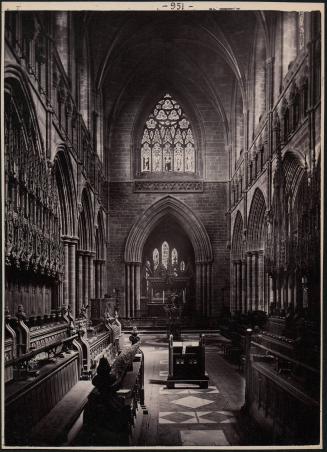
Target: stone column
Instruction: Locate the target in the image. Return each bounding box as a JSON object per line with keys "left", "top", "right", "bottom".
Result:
{"left": 252, "top": 252, "right": 258, "bottom": 310}
{"left": 195, "top": 263, "right": 202, "bottom": 314}
{"left": 233, "top": 261, "right": 237, "bottom": 313}
{"left": 268, "top": 275, "right": 274, "bottom": 312}
{"left": 246, "top": 253, "right": 252, "bottom": 312}
{"left": 77, "top": 251, "right": 84, "bottom": 315}
{"left": 235, "top": 261, "right": 240, "bottom": 312}
{"left": 135, "top": 263, "right": 141, "bottom": 316}
{"left": 206, "top": 263, "right": 212, "bottom": 317}
{"left": 68, "top": 240, "right": 77, "bottom": 318}
{"left": 125, "top": 264, "right": 130, "bottom": 318}
{"left": 100, "top": 260, "right": 105, "bottom": 298}
{"left": 257, "top": 250, "right": 264, "bottom": 310}
{"left": 93, "top": 259, "right": 98, "bottom": 299}
{"left": 200, "top": 264, "right": 204, "bottom": 316}
{"left": 276, "top": 272, "right": 281, "bottom": 311}
{"left": 63, "top": 239, "right": 69, "bottom": 307}
{"left": 131, "top": 264, "right": 135, "bottom": 318}
{"left": 89, "top": 252, "right": 95, "bottom": 300}
{"left": 83, "top": 252, "right": 89, "bottom": 307}
{"left": 241, "top": 260, "right": 247, "bottom": 313}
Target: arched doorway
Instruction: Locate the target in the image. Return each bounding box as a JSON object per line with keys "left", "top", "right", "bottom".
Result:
{"left": 124, "top": 196, "right": 213, "bottom": 319}
{"left": 140, "top": 218, "right": 195, "bottom": 318}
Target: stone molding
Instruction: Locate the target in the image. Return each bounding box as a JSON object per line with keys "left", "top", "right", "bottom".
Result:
{"left": 133, "top": 181, "right": 203, "bottom": 193}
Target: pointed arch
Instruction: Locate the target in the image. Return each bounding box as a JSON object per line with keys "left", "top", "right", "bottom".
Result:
{"left": 231, "top": 211, "right": 244, "bottom": 260}
{"left": 95, "top": 209, "right": 105, "bottom": 260}
{"left": 124, "top": 196, "right": 213, "bottom": 264}
{"left": 247, "top": 188, "right": 267, "bottom": 250}
{"left": 79, "top": 186, "right": 94, "bottom": 251}
{"left": 53, "top": 148, "right": 77, "bottom": 237}
{"left": 4, "top": 65, "right": 45, "bottom": 159}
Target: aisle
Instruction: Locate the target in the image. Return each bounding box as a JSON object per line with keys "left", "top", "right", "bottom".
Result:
{"left": 137, "top": 334, "right": 250, "bottom": 447}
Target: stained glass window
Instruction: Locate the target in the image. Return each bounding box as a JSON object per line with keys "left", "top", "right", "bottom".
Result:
{"left": 153, "top": 248, "right": 159, "bottom": 270}
{"left": 180, "top": 260, "right": 186, "bottom": 272}
{"left": 141, "top": 94, "right": 195, "bottom": 173}
{"left": 172, "top": 248, "right": 178, "bottom": 265}
{"left": 162, "top": 241, "right": 169, "bottom": 269}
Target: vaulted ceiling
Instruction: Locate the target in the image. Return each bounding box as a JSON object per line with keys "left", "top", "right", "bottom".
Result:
{"left": 83, "top": 11, "right": 274, "bottom": 128}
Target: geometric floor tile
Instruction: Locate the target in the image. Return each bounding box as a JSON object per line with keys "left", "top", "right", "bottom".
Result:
{"left": 180, "top": 429, "right": 230, "bottom": 446}
{"left": 195, "top": 412, "right": 216, "bottom": 424}
{"left": 159, "top": 385, "right": 219, "bottom": 395}
{"left": 159, "top": 412, "right": 197, "bottom": 424}
{"left": 197, "top": 411, "right": 236, "bottom": 424}
{"left": 178, "top": 386, "right": 219, "bottom": 394}
{"left": 172, "top": 395, "right": 214, "bottom": 409}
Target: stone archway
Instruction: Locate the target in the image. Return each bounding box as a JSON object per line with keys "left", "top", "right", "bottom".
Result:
{"left": 124, "top": 196, "right": 213, "bottom": 318}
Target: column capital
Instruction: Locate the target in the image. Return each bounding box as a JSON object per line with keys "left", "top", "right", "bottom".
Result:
{"left": 81, "top": 250, "right": 96, "bottom": 257}
{"left": 61, "top": 235, "right": 79, "bottom": 244}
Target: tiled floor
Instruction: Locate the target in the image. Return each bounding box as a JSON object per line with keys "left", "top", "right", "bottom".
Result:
{"left": 137, "top": 333, "right": 253, "bottom": 447}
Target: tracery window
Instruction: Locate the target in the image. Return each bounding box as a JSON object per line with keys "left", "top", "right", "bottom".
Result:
{"left": 141, "top": 94, "right": 195, "bottom": 173}
{"left": 162, "top": 241, "right": 169, "bottom": 269}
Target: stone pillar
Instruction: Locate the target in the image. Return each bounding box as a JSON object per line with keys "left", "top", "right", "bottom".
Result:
{"left": 241, "top": 260, "right": 247, "bottom": 313}
{"left": 83, "top": 252, "right": 89, "bottom": 307}
{"left": 238, "top": 261, "right": 243, "bottom": 312}
{"left": 100, "top": 260, "right": 105, "bottom": 298}
{"left": 246, "top": 253, "right": 252, "bottom": 312}
{"left": 77, "top": 251, "right": 84, "bottom": 315}
{"left": 252, "top": 252, "right": 258, "bottom": 310}
{"left": 233, "top": 261, "right": 237, "bottom": 313}
{"left": 201, "top": 264, "right": 206, "bottom": 316}
{"left": 63, "top": 240, "right": 69, "bottom": 307}
{"left": 276, "top": 273, "right": 281, "bottom": 311}
{"left": 135, "top": 263, "right": 141, "bottom": 316}
{"left": 257, "top": 250, "right": 264, "bottom": 310}
{"left": 131, "top": 264, "right": 135, "bottom": 317}
{"left": 68, "top": 240, "right": 77, "bottom": 318}
{"left": 195, "top": 263, "right": 202, "bottom": 314}
{"left": 268, "top": 275, "right": 274, "bottom": 312}
{"left": 94, "top": 259, "right": 99, "bottom": 299}
{"left": 206, "top": 263, "right": 212, "bottom": 317}
{"left": 236, "top": 261, "right": 242, "bottom": 311}
{"left": 289, "top": 272, "right": 295, "bottom": 310}
{"left": 126, "top": 264, "right": 130, "bottom": 318}
{"left": 89, "top": 252, "right": 95, "bottom": 300}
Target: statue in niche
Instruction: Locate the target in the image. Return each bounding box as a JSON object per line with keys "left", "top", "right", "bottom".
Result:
{"left": 164, "top": 155, "right": 172, "bottom": 171}
{"left": 153, "top": 154, "right": 161, "bottom": 172}
{"left": 143, "top": 156, "right": 150, "bottom": 171}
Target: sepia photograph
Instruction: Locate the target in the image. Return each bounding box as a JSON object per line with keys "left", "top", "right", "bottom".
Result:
{"left": 1, "top": 1, "right": 323, "bottom": 449}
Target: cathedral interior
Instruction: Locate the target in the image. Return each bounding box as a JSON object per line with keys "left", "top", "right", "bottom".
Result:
{"left": 3, "top": 6, "right": 322, "bottom": 448}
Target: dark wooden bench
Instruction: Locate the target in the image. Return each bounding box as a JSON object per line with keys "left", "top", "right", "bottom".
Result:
{"left": 29, "top": 380, "right": 93, "bottom": 446}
